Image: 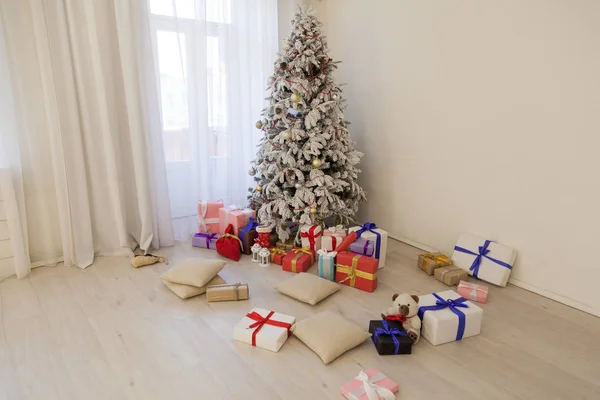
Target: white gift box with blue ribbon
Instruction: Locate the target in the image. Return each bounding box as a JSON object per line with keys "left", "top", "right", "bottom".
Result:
{"left": 418, "top": 290, "right": 483, "bottom": 346}
{"left": 349, "top": 223, "right": 388, "bottom": 269}
{"left": 452, "top": 233, "right": 517, "bottom": 287}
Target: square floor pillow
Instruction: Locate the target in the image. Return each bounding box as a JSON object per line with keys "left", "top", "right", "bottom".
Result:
{"left": 274, "top": 273, "right": 339, "bottom": 305}
{"left": 291, "top": 311, "right": 371, "bottom": 364}
{"left": 160, "top": 258, "right": 226, "bottom": 288}
{"left": 162, "top": 275, "right": 227, "bottom": 299}
{"left": 216, "top": 224, "right": 243, "bottom": 262}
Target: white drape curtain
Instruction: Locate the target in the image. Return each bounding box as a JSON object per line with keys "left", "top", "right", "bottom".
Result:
{"left": 0, "top": 0, "right": 174, "bottom": 278}
{"left": 147, "top": 0, "right": 278, "bottom": 240}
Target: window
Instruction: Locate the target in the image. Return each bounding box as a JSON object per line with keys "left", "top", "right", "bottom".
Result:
{"left": 149, "top": 0, "right": 231, "bottom": 162}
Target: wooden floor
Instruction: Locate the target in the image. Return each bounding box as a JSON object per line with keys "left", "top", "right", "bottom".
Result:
{"left": 1, "top": 239, "right": 599, "bottom": 400}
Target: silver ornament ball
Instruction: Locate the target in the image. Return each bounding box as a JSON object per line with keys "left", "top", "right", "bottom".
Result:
{"left": 267, "top": 76, "right": 275, "bottom": 84}
{"left": 294, "top": 183, "right": 302, "bottom": 189}
{"left": 248, "top": 167, "right": 256, "bottom": 176}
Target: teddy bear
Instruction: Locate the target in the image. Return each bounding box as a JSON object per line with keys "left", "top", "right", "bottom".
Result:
{"left": 381, "top": 293, "right": 422, "bottom": 344}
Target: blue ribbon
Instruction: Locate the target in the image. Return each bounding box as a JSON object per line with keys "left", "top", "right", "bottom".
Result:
{"left": 355, "top": 222, "right": 381, "bottom": 259}
{"left": 373, "top": 320, "right": 408, "bottom": 355}
{"left": 418, "top": 293, "right": 469, "bottom": 340}
{"left": 454, "top": 240, "right": 512, "bottom": 278}
{"left": 196, "top": 232, "right": 218, "bottom": 248}
{"left": 240, "top": 217, "right": 259, "bottom": 238}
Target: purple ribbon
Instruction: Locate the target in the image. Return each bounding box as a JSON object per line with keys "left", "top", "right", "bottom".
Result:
{"left": 195, "top": 232, "right": 218, "bottom": 248}
{"left": 454, "top": 240, "right": 512, "bottom": 278}
{"left": 418, "top": 293, "right": 469, "bottom": 340}
{"left": 373, "top": 320, "right": 408, "bottom": 355}
{"left": 355, "top": 222, "right": 381, "bottom": 259}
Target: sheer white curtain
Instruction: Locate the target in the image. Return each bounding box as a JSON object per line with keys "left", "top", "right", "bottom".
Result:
{"left": 147, "top": 0, "right": 278, "bottom": 240}
{"left": 0, "top": 0, "right": 174, "bottom": 278}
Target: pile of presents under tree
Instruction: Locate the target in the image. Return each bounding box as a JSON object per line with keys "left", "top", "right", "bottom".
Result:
{"left": 188, "top": 200, "right": 518, "bottom": 399}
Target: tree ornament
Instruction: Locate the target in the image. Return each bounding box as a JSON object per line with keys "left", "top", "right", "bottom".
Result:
{"left": 294, "top": 183, "right": 302, "bottom": 189}
{"left": 290, "top": 93, "right": 301, "bottom": 103}
{"left": 312, "top": 158, "right": 322, "bottom": 168}
{"left": 248, "top": 167, "right": 256, "bottom": 176}
{"left": 255, "top": 120, "right": 263, "bottom": 129}
{"left": 332, "top": 94, "right": 338, "bottom": 100}
{"left": 256, "top": 185, "right": 262, "bottom": 192}
{"left": 283, "top": 42, "right": 291, "bottom": 50}
{"left": 310, "top": 207, "right": 317, "bottom": 215}
{"left": 267, "top": 76, "right": 275, "bottom": 84}
{"left": 282, "top": 130, "right": 292, "bottom": 140}
{"left": 280, "top": 62, "right": 287, "bottom": 70}
{"left": 275, "top": 107, "right": 283, "bottom": 114}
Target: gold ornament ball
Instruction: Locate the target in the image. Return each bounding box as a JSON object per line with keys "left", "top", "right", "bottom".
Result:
{"left": 312, "top": 158, "right": 322, "bottom": 168}
{"left": 291, "top": 93, "right": 301, "bottom": 103}
{"left": 283, "top": 42, "right": 291, "bottom": 50}
{"left": 310, "top": 208, "right": 317, "bottom": 215}
{"left": 255, "top": 185, "right": 262, "bottom": 192}
{"left": 282, "top": 130, "right": 292, "bottom": 140}
{"left": 255, "top": 120, "right": 263, "bottom": 129}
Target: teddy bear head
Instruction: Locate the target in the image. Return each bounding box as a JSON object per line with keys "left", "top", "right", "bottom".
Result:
{"left": 391, "top": 293, "right": 420, "bottom": 317}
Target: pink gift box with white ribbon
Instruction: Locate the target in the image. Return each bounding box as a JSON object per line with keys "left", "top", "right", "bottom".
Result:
{"left": 197, "top": 200, "right": 223, "bottom": 233}
{"left": 457, "top": 280, "right": 489, "bottom": 303}
{"left": 218, "top": 205, "right": 255, "bottom": 237}
{"left": 324, "top": 225, "right": 347, "bottom": 239}
{"left": 340, "top": 369, "right": 398, "bottom": 400}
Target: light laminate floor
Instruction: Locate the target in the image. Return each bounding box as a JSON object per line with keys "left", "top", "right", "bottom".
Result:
{"left": 1, "top": 239, "right": 599, "bottom": 400}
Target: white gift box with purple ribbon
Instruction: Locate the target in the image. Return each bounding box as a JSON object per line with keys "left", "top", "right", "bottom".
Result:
{"left": 418, "top": 290, "right": 483, "bottom": 346}
{"left": 349, "top": 223, "right": 388, "bottom": 269}
{"left": 192, "top": 232, "right": 218, "bottom": 250}
{"left": 452, "top": 233, "right": 517, "bottom": 287}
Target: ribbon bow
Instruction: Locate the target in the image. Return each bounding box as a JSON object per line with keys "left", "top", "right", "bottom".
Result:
{"left": 373, "top": 320, "right": 408, "bottom": 355}
{"left": 270, "top": 247, "right": 286, "bottom": 255}
{"left": 245, "top": 311, "right": 292, "bottom": 346}
{"left": 420, "top": 252, "right": 451, "bottom": 267}
{"left": 454, "top": 240, "right": 512, "bottom": 278}
{"left": 336, "top": 254, "right": 377, "bottom": 287}
{"left": 240, "top": 217, "right": 259, "bottom": 237}
{"left": 355, "top": 222, "right": 382, "bottom": 259}
{"left": 327, "top": 225, "right": 345, "bottom": 234}
{"left": 317, "top": 249, "right": 337, "bottom": 257}
{"left": 196, "top": 232, "right": 218, "bottom": 248}
{"left": 418, "top": 293, "right": 469, "bottom": 340}
{"left": 198, "top": 201, "right": 220, "bottom": 232}
{"left": 300, "top": 225, "right": 322, "bottom": 251}
{"left": 384, "top": 314, "right": 414, "bottom": 324}
{"left": 352, "top": 370, "right": 396, "bottom": 400}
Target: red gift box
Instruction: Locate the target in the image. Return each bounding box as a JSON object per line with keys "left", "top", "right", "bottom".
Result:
{"left": 335, "top": 251, "right": 379, "bottom": 292}
{"left": 270, "top": 248, "right": 288, "bottom": 265}
{"left": 334, "top": 231, "right": 358, "bottom": 253}
{"left": 282, "top": 248, "right": 315, "bottom": 273}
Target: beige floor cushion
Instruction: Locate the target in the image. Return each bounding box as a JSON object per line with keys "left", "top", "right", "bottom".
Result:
{"left": 291, "top": 311, "right": 371, "bottom": 364}
{"left": 274, "top": 273, "right": 339, "bottom": 305}
{"left": 162, "top": 275, "right": 227, "bottom": 299}
{"left": 160, "top": 258, "right": 226, "bottom": 288}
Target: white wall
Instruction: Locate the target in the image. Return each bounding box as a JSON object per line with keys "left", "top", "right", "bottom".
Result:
{"left": 311, "top": 0, "right": 600, "bottom": 315}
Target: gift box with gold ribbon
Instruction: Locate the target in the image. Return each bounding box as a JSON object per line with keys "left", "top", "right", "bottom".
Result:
{"left": 276, "top": 239, "right": 295, "bottom": 251}
{"left": 282, "top": 248, "right": 315, "bottom": 273}
{"left": 418, "top": 252, "right": 452, "bottom": 275}
{"left": 270, "top": 247, "right": 288, "bottom": 265}
{"left": 335, "top": 251, "right": 379, "bottom": 292}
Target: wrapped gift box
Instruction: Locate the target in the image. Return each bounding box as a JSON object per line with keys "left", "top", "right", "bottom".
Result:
{"left": 276, "top": 239, "right": 295, "bottom": 251}
{"left": 349, "top": 238, "right": 374, "bottom": 257}
{"left": 349, "top": 223, "right": 388, "bottom": 269}
{"left": 457, "top": 280, "right": 489, "bottom": 303}
{"left": 341, "top": 369, "right": 399, "bottom": 400}
{"left": 324, "top": 225, "right": 347, "bottom": 239}
{"left": 282, "top": 248, "right": 315, "bottom": 273}
{"left": 218, "top": 206, "right": 255, "bottom": 237}
{"left": 317, "top": 250, "right": 337, "bottom": 281}
{"left": 191, "top": 232, "right": 218, "bottom": 250}
{"left": 418, "top": 252, "right": 452, "bottom": 275}
{"left": 270, "top": 247, "right": 288, "bottom": 265}
{"left": 300, "top": 224, "right": 322, "bottom": 251}
{"left": 434, "top": 265, "right": 468, "bottom": 286}
{"left": 207, "top": 283, "right": 249, "bottom": 302}
{"left": 368, "top": 320, "right": 412, "bottom": 355}
{"left": 233, "top": 308, "right": 295, "bottom": 352}
{"left": 334, "top": 231, "right": 357, "bottom": 252}
{"left": 418, "top": 290, "right": 483, "bottom": 346}
{"left": 240, "top": 218, "right": 259, "bottom": 255}
{"left": 335, "top": 251, "right": 378, "bottom": 292}
{"left": 321, "top": 234, "right": 343, "bottom": 252}
{"left": 197, "top": 200, "right": 223, "bottom": 233}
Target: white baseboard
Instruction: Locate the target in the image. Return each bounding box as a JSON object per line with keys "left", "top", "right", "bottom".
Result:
{"left": 389, "top": 234, "right": 600, "bottom": 318}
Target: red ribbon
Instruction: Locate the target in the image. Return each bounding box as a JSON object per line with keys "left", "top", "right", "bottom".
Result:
{"left": 385, "top": 314, "right": 415, "bottom": 323}
{"left": 300, "top": 225, "right": 322, "bottom": 251}
{"left": 246, "top": 311, "right": 292, "bottom": 346}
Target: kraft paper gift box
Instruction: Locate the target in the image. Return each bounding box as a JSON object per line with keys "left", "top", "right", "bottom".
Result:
{"left": 434, "top": 265, "right": 468, "bottom": 286}
{"left": 452, "top": 233, "right": 517, "bottom": 287}
{"left": 282, "top": 248, "right": 315, "bottom": 273}
{"left": 207, "top": 283, "right": 249, "bottom": 302}
{"left": 324, "top": 225, "right": 347, "bottom": 239}
{"left": 233, "top": 308, "right": 295, "bottom": 352}
{"left": 300, "top": 224, "right": 323, "bottom": 251}
{"left": 368, "top": 320, "right": 412, "bottom": 355}
{"left": 317, "top": 249, "right": 337, "bottom": 281}
{"left": 191, "top": 232, "right": 218, "bottom": 250}
{"left": 269, "top": 247, "right": 288, "bottom": 265}
{"left": 457, "top": 280, "right": 489, "bottom": 303}
{"left": 418, "top": 290, "right": 483, "bottom": 346}
{"left": 335, "top": 251, "right": 378, "bottom": 292}
{"left": 321, "top": 234, "right": 343, "bottom": 252}
{"left": 418, "top": 252, "right": 452, "bottom": 275}
{"left": 218, "top": 206, "right": 255, "bottom": 237}
{"left": 349, "top": 223, "right": 388, "bottom": 269}
{"left": 197, "top": 200, "right": 223, "bottom": 233}
{"left": 239, "top": 218, "right": 259, "bottom": 255}
{"left": 349, "top": 238, "right": 375, "bottom": 257}
{"left": 341, "top": 369, "right": 399, "bottom": 400}
{"left": 276, "top": 239, "right": 295, "bottom": 251}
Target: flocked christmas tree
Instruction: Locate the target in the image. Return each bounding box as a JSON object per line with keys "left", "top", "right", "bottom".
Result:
{"left": 248, "top": 7, "right": 366, "bottom": 241}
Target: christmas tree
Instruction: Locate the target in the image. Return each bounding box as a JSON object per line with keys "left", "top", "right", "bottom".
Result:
{"left": 248, "top": 7, "right": 366, "bottom": 241}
